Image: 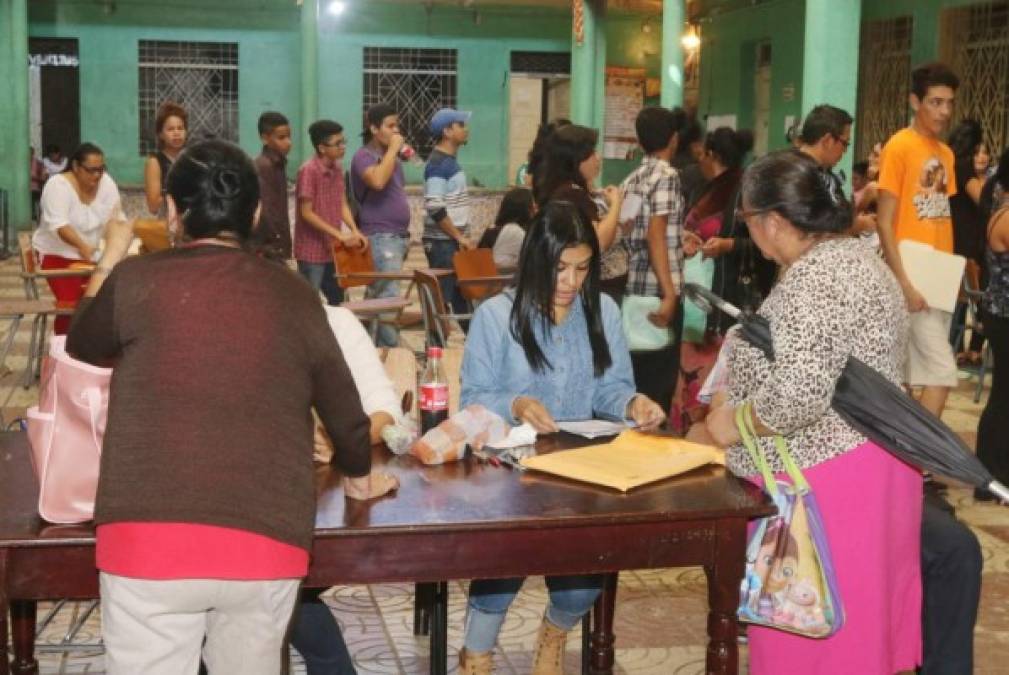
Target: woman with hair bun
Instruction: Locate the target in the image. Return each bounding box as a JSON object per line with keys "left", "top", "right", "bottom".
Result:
{"left": 67, "top": 140, "right": 398, "bottom": 675}
{"left": 705, "top": 151, "right": 921, "bottom": 674}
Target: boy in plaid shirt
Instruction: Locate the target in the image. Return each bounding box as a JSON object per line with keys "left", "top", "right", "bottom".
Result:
{"left": 294, "top": 119, "right": 367, "bottom": 305}
{"left": 621, "top": 106, "right": 687, "bottom": 411}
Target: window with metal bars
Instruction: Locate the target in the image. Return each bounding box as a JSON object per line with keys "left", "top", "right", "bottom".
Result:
{"left": 363, "top": 47, "right": 458, "bottom": 158}
{"left": 855, "top": 16, "right": 913, "bottom": 161}
{"left": 138, "top": 40, "right": 239, "bottom": 156}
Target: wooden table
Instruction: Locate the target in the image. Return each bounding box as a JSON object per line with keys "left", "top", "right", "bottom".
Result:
{"left": 0, "top": 432, "right": 772, "bottom": 675}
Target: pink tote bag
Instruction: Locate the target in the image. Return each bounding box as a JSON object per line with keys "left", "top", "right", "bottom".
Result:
{"left": 26, "top": 335, "right": 111, "bottom": 524}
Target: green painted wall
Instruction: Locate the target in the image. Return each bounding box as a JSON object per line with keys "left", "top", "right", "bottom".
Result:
{"left": 861, "top": 0, "right": 985, "bottom": 66}
{"left": 602, "top": 13, "right": 663, "bottom": 187}
{"left": 28, "top": 0, "right": 301, "bottom": 186}
{"left": 696, "top": 0, "right": 805, "bottom": 154}
{"left": 318, "top": 4, "right": 571, "bottom": 188}
{"left": 0, "top": 0, "right": 31, "bottom": 231}
{"left": 19, "top": 1, "right": 662, "bottom": 192}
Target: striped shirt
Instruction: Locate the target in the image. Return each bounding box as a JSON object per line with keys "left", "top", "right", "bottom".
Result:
{"left": 423, "top": 149, "right": 469, "bottom": 241}
{"left": 621, "top": 155, "right": 685, "bottom": 297}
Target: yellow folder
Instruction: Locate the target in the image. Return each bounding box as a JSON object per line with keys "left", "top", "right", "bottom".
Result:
{"left": 519, "top": 430, "right": 722, "bottom": 492}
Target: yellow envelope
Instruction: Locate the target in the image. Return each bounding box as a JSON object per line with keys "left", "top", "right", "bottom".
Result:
{"left": 519, "top": 430, "right": 721, "bottom": 492}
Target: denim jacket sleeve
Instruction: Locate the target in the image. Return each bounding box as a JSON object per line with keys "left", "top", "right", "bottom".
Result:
{"left": 591, "top": 296, "right": 638, "bottom": 421}
{"left": 460, "top": 298, "right": 518, "bottom": 422}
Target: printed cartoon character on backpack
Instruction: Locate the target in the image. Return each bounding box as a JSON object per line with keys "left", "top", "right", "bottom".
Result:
{"left": 780, "top": 578, "right": 828, "bottom": 632}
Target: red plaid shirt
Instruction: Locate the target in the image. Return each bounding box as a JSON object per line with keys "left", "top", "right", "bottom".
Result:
{"left": 294, "top": 155, "right": 343, "bottom": 264}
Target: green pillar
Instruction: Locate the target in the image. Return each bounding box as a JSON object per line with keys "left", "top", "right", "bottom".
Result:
{"left": 801, "top": 0, "right": 861, "bottom": 178}
{"left": 300, "top": 0, "right": 320, "bottom": 163}
{"left": 591, "top": 2, "right": 607, "bottom": 137}
{"left": 660, "top": 0, "right": 685, "bottom": 108}
{"left": 570, "top": 0, "right": 600, "bottom": 127}
{"left": 0, "top": 0, "right": 31, "bottom": 237}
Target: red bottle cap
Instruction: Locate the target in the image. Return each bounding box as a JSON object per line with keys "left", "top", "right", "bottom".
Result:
{"left": 427, "top": 346, "right": 443, "bottom": 358}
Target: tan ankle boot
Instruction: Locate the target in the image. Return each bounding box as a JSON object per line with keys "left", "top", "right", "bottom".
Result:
{"left": 459, "top": 648, "right": 493, "bottom": 674}
{"left": 531, "top": 618, "right": 568, "bottom": 675}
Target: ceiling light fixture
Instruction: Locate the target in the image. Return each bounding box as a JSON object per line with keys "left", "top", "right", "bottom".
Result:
{"left": 681, "top": 25, "right": 701, "bottom": 51}
{"left": 328, "top": 1, "right": 347, "bottom": 16}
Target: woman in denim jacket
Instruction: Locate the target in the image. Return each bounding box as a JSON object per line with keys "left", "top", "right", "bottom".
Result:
{"left": 458, "top": 201, "right": 665, "bottom": 674}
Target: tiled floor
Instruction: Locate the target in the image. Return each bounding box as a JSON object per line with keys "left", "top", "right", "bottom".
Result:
{"left": 3, "top": 250, "right": 1008, "bottom": 673}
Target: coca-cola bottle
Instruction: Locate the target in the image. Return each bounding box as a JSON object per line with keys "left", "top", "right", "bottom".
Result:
{"left": 419, "top": 346, "right": 449, "bottom": 433}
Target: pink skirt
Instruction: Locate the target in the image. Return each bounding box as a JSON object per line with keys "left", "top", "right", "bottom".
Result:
{"left": 747, "top": 440, "right": 923, "bottom": 675}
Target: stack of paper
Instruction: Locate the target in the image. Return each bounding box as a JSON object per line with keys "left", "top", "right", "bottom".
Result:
{"left": 519, "top": 430, "right": 720, "bottom": 492}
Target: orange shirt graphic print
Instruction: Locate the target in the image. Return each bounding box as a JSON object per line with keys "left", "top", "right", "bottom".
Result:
{"left": 911, "top": 157, "right": 953, "bottom": 221}
{"left": 878, "top": 127, "right": 956, "bottom": 253}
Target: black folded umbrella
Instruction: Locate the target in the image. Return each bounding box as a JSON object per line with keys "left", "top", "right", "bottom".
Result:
{"left": 683, "top": 282, "right": 1009, "bottom": 502}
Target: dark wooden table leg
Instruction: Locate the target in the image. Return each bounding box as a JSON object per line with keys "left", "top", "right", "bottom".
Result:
{"left": 428, "top": 582, "right": 448, "bottom": 675}
{"left": 9, "top": 601, "right": 37, "bottom": 675}
{"left": 414, "top": 582, "right": 434, "bottom": 636}
{"left": 704, "top": 519, "right": 747, "bottom": 674}
{"left": 1, "top": 551, "right": 9, "bottom": 675}
{"left": 588, "top": 572, "right": 619, "bottom": 675}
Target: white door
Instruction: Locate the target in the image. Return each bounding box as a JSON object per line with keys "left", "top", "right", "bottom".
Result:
{"left": 508, "top": 76, "right": 544, "bottom": 186}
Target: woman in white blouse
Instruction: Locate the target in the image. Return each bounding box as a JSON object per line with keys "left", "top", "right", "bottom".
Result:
{"left": 34, "top": 142, "right": 124, "bottom": 334}
{"left": 296, "top": 304, "right": 404, "bottom": 673}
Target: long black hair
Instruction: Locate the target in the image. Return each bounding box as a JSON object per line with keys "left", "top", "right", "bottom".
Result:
{"left": 510, "top": 201, "right": 612, "bottom": 377}
{"left": 532, "top": 124, "right": 598, "bottom": 207}
{"left": 166, "top": 140, "right": 260, "bottom": 241}
{"left": 479, "top": 187, "right": 535, "bottom": 250}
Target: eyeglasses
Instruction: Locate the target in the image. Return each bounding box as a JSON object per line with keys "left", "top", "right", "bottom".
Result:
{"left": 322, "top": 140, "right": 347, "bottom": 148}
{"left": 734, "top": 207, "right": 770, "bottom": 223}
{"left": 78, "top": 165, "right": 106, "bottom": 176}
{"left": 833, "top": 135, "right": 851, "bottom": 151}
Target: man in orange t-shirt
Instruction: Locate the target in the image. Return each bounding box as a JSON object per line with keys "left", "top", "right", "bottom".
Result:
{"left": 876, "top": 62, "right": 960, "bottom": 418}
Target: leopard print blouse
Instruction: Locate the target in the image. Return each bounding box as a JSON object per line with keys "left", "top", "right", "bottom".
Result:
{"left": 725, "top": 236, "right": 909, "bottom": 477}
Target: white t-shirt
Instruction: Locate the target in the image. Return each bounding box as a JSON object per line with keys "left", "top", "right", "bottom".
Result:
{"left": 34, "top": 173, "right": 123, "bottom": 260}
{"left": 491, "top": 223, "right": 526, "bottom": 269}
{"left": 324, "top": 306, "right": 402, "bottom": 422}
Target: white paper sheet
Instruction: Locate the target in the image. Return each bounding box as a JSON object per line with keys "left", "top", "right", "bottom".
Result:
{"left": 898, "top": 240, "right": 966, "bottom": 313}
{"left": 557, "top": 419, "right": 630, "bottom": 439}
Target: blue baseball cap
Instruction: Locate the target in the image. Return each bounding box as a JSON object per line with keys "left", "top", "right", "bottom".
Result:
{"left": 430, "top": 108, "right": 472, "bottom": 138}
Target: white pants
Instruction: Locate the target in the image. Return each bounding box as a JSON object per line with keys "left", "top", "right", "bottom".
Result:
{"left": 100, "top": 572, "right": 301, "bottom": 675}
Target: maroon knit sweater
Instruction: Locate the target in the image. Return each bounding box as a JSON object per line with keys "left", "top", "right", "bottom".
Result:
{"left": 67, "top": 245, "right": 370, "bottom": 551}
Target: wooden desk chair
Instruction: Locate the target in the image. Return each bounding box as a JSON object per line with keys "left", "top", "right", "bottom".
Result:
{"left": 960, "top": 259, "right": 992, "bottom": 403}
{"left": 16, "top": 233, "right": 91, "bottom": 386}
{"left": 331, "top": 241, "right": 375, "bottom": 289}
{"left": 414, "top": 269, "right": 470, "bottom": 348}
{"left": 452, "top": 247, "right": 505, "bottom": 303}
{"left": 134, "top": 218, "right": 171, "bottom": 252}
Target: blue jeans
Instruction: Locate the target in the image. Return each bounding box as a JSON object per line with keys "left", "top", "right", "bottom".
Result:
{"left": 364, "top": 233, "right": 409, "bottom": 347}
{"left": 423, "top": 238, "right": 469, "bottom": 316}
{"left": 297, "top": 260, "right": 343, "bottom": 306}
{"left": 290, "top": 591, "right": 357, "bottom": 675}
{"left": 463, "top": 575, "right": 603, "bottom": 653}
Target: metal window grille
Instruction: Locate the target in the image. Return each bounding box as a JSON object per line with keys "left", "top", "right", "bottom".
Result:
{"left": 363, "top": 47, "right": 457, "bottom": 158}
{"left": 855, "top": 16, "right": 913, "bottom": 162}
{"left": 138, "top": 40, "right": 239, "bottom": 156}
{"left": 942, "top": 2, "right": 1009, "bottom": 156}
